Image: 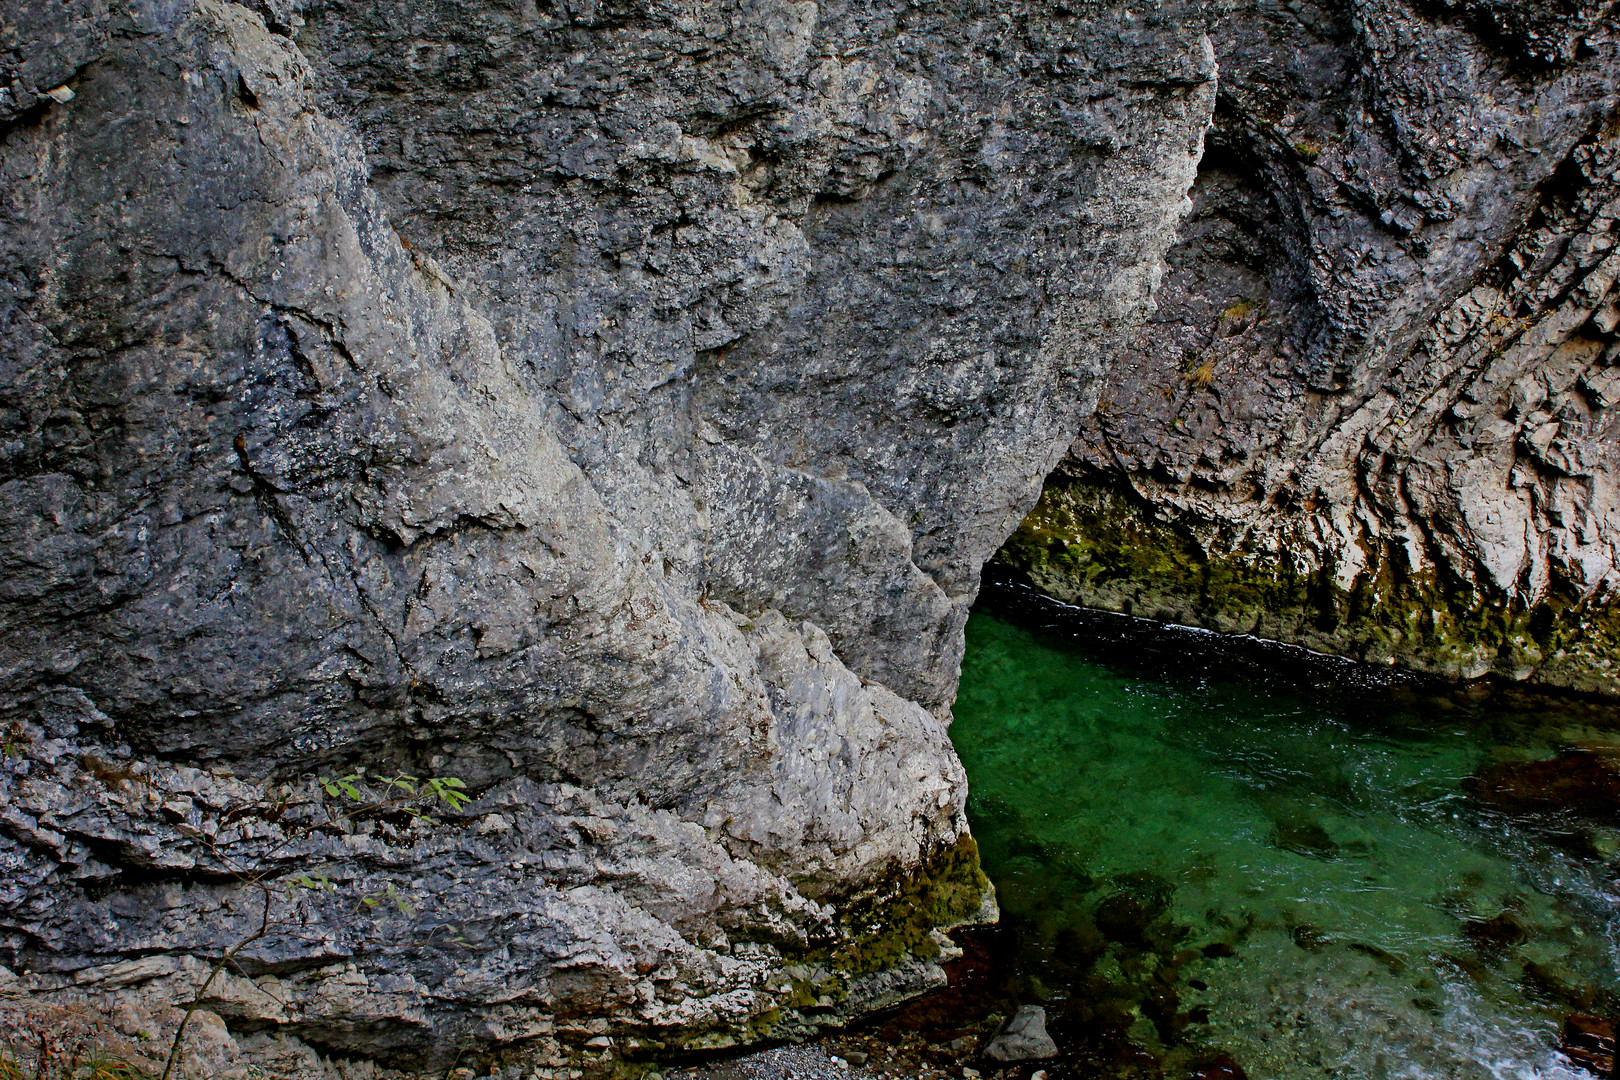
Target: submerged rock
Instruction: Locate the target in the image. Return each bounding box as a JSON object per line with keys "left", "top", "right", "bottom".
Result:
{"left": 1563, "top": 1015, "right": 1617, "bottom": 1078}
{"left": 1271, "top": 819, "right": 1340, "bottom": 860}
{"left": 1189, "top": 1054, "right": 1249, "bottom": 1080}
{"left": 1466, "top": 752, "right": 1620, "bottom": 823}
{"left": 1462, "top": 911, "right": 1528, "bottom": 958}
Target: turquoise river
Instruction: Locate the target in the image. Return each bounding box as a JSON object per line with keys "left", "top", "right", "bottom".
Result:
{"left": 948, "top": 581, "right": 1620, "bottom": 1080}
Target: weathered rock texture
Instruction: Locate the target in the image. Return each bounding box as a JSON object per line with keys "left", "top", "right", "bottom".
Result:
{"left": 1003, "top": 0, "right": 1620, "bottom": 693}
{"left": 0, "top": 0, "right": 1213, "bottom": 1072}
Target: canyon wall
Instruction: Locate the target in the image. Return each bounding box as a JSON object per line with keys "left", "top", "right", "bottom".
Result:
{"left": 1004, "top": 0, "right": 1620, "bottom": 694}
{"left": 0, "top": 0, "right": 1213, "bottom": 1073}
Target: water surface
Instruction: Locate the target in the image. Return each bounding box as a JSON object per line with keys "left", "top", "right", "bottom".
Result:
{"left": 952, "top": 582, "right": 1620, "bottom": 1080}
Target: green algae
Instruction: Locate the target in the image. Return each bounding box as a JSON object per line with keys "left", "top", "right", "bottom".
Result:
{"left": 998, "top": 474, "right": 1620, "bottom": 695}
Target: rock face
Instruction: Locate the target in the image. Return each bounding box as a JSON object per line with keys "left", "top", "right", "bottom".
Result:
{"left": 0, "top": 0, "right": 1214, "bottom": 1071}
{"left": 1001, "top": 0, "right": 1620, "bottom": 693}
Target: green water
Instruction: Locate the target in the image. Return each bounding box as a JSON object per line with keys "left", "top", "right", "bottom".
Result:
{"left": 952, "top": 589, "right": 1620, "bottom": 1080}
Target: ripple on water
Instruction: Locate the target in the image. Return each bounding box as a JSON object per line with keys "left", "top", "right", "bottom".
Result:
{"left": 951, "top": 582, "right": 1620, "bottom": 1080}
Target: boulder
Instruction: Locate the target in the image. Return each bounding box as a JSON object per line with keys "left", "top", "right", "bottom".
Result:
{"left": 984, "top": 1005, "right": 1059, "bottom": 1062}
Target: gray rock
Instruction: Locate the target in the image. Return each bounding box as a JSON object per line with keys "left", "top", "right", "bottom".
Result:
{"left": 1006, "top": 0, "right": 1620, "bottom": 694}
{"left": 984, "top": 1005, "right": 1058, "bottom": 1062}
{"left": 0, "top": 0, "right": 1215, "bottom": 1072}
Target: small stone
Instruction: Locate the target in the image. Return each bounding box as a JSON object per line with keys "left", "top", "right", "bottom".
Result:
{"left": 962, "top": 1070, "right": 980, "bottom": 1079}
{"left": 844, "top": 1052, "right": 868, "bottom": 1066}
{"left": 46, "top": 85, "right": 75, "bottom": 103}
{"left": 1031, "top": 1072, "right": 1048, "bottom": 1080}
{"left": 984, "top": 1005, "right": 1058, "bottom": 1062}
{"left": 832, "top": 1057, "right": 848, "bottom": 1069}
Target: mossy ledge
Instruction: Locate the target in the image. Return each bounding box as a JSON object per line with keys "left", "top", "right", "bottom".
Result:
{"left": 816, "top": 831, "right": 994, "bottom": 976}
{"left": 997, "top": 474, "right": 1620, "bottom": 697}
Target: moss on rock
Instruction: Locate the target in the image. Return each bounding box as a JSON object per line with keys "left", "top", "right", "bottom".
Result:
{"left": 998, "top": 474, "right": 1620, "bottom": 696}
{"left": 820, "top": 834, "right": 993, "bottom": 977}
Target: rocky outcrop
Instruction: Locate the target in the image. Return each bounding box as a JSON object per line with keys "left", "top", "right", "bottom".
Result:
{"left": 1002, "top": 0, "right": 1620, "bottom": 693}
{"left": 0, "top": 0, "right": 1214, "bottom": 1072}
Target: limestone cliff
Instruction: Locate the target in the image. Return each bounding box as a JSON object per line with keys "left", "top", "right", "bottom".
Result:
{"left": 0, "top": 0, "right": 1213, "bottom": 1072}
{"left": 1003, "top": 0, "right": 1620, "bottom": 693}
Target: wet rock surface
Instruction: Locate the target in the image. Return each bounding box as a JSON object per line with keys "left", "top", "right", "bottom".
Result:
{"left": 1563, "top": 1014, "right": 1618, "bottom": 1078}
{"left": 1001, "top": 0, "right": 1620, "bottom": 695}
{"left": 0, "top": 0, "right": 1215, "bottom": 1073}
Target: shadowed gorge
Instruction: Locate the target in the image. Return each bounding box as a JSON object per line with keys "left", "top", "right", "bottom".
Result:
{"left": 4, "top": 0, "right": 1620, "bottom": 1076}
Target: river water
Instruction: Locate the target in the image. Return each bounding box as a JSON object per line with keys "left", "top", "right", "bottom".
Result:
{"left": 950, "top": 580, "right": 1620, "bottom": 1080}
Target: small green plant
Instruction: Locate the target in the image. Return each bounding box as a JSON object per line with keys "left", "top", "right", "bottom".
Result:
{"left": 424, "top": 776, "right": 471, "bottom": 809}
{"left": 2, "top": 720, "right": 27, "bottom": 760}
{"left": 84, "top": 1059, "right": 154, "bottom": 1080}
{"left": 318, "top": 771, "right": 472, "bottom": 820}
{"left": 318, "top": 772, "right": 367, "bottom": 802}
{"left": 360, "top": 883, "right": 415, "bottom": 918}
{"left": 155, "top": 769, "right": 473, "bottom": 1080}
{"left": 1293, "top": 139, "right": 1322, "bottom": 162}
{"left": 1220, "top": 298, "right": 1261, "bottom": 325}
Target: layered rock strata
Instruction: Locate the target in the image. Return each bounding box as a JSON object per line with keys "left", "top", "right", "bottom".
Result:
{"left": 1003, "top": 0, "right": 1620, "bottom": 693}
{"left": 0, "top": 0, "right": 1214, "bottom": 1072}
